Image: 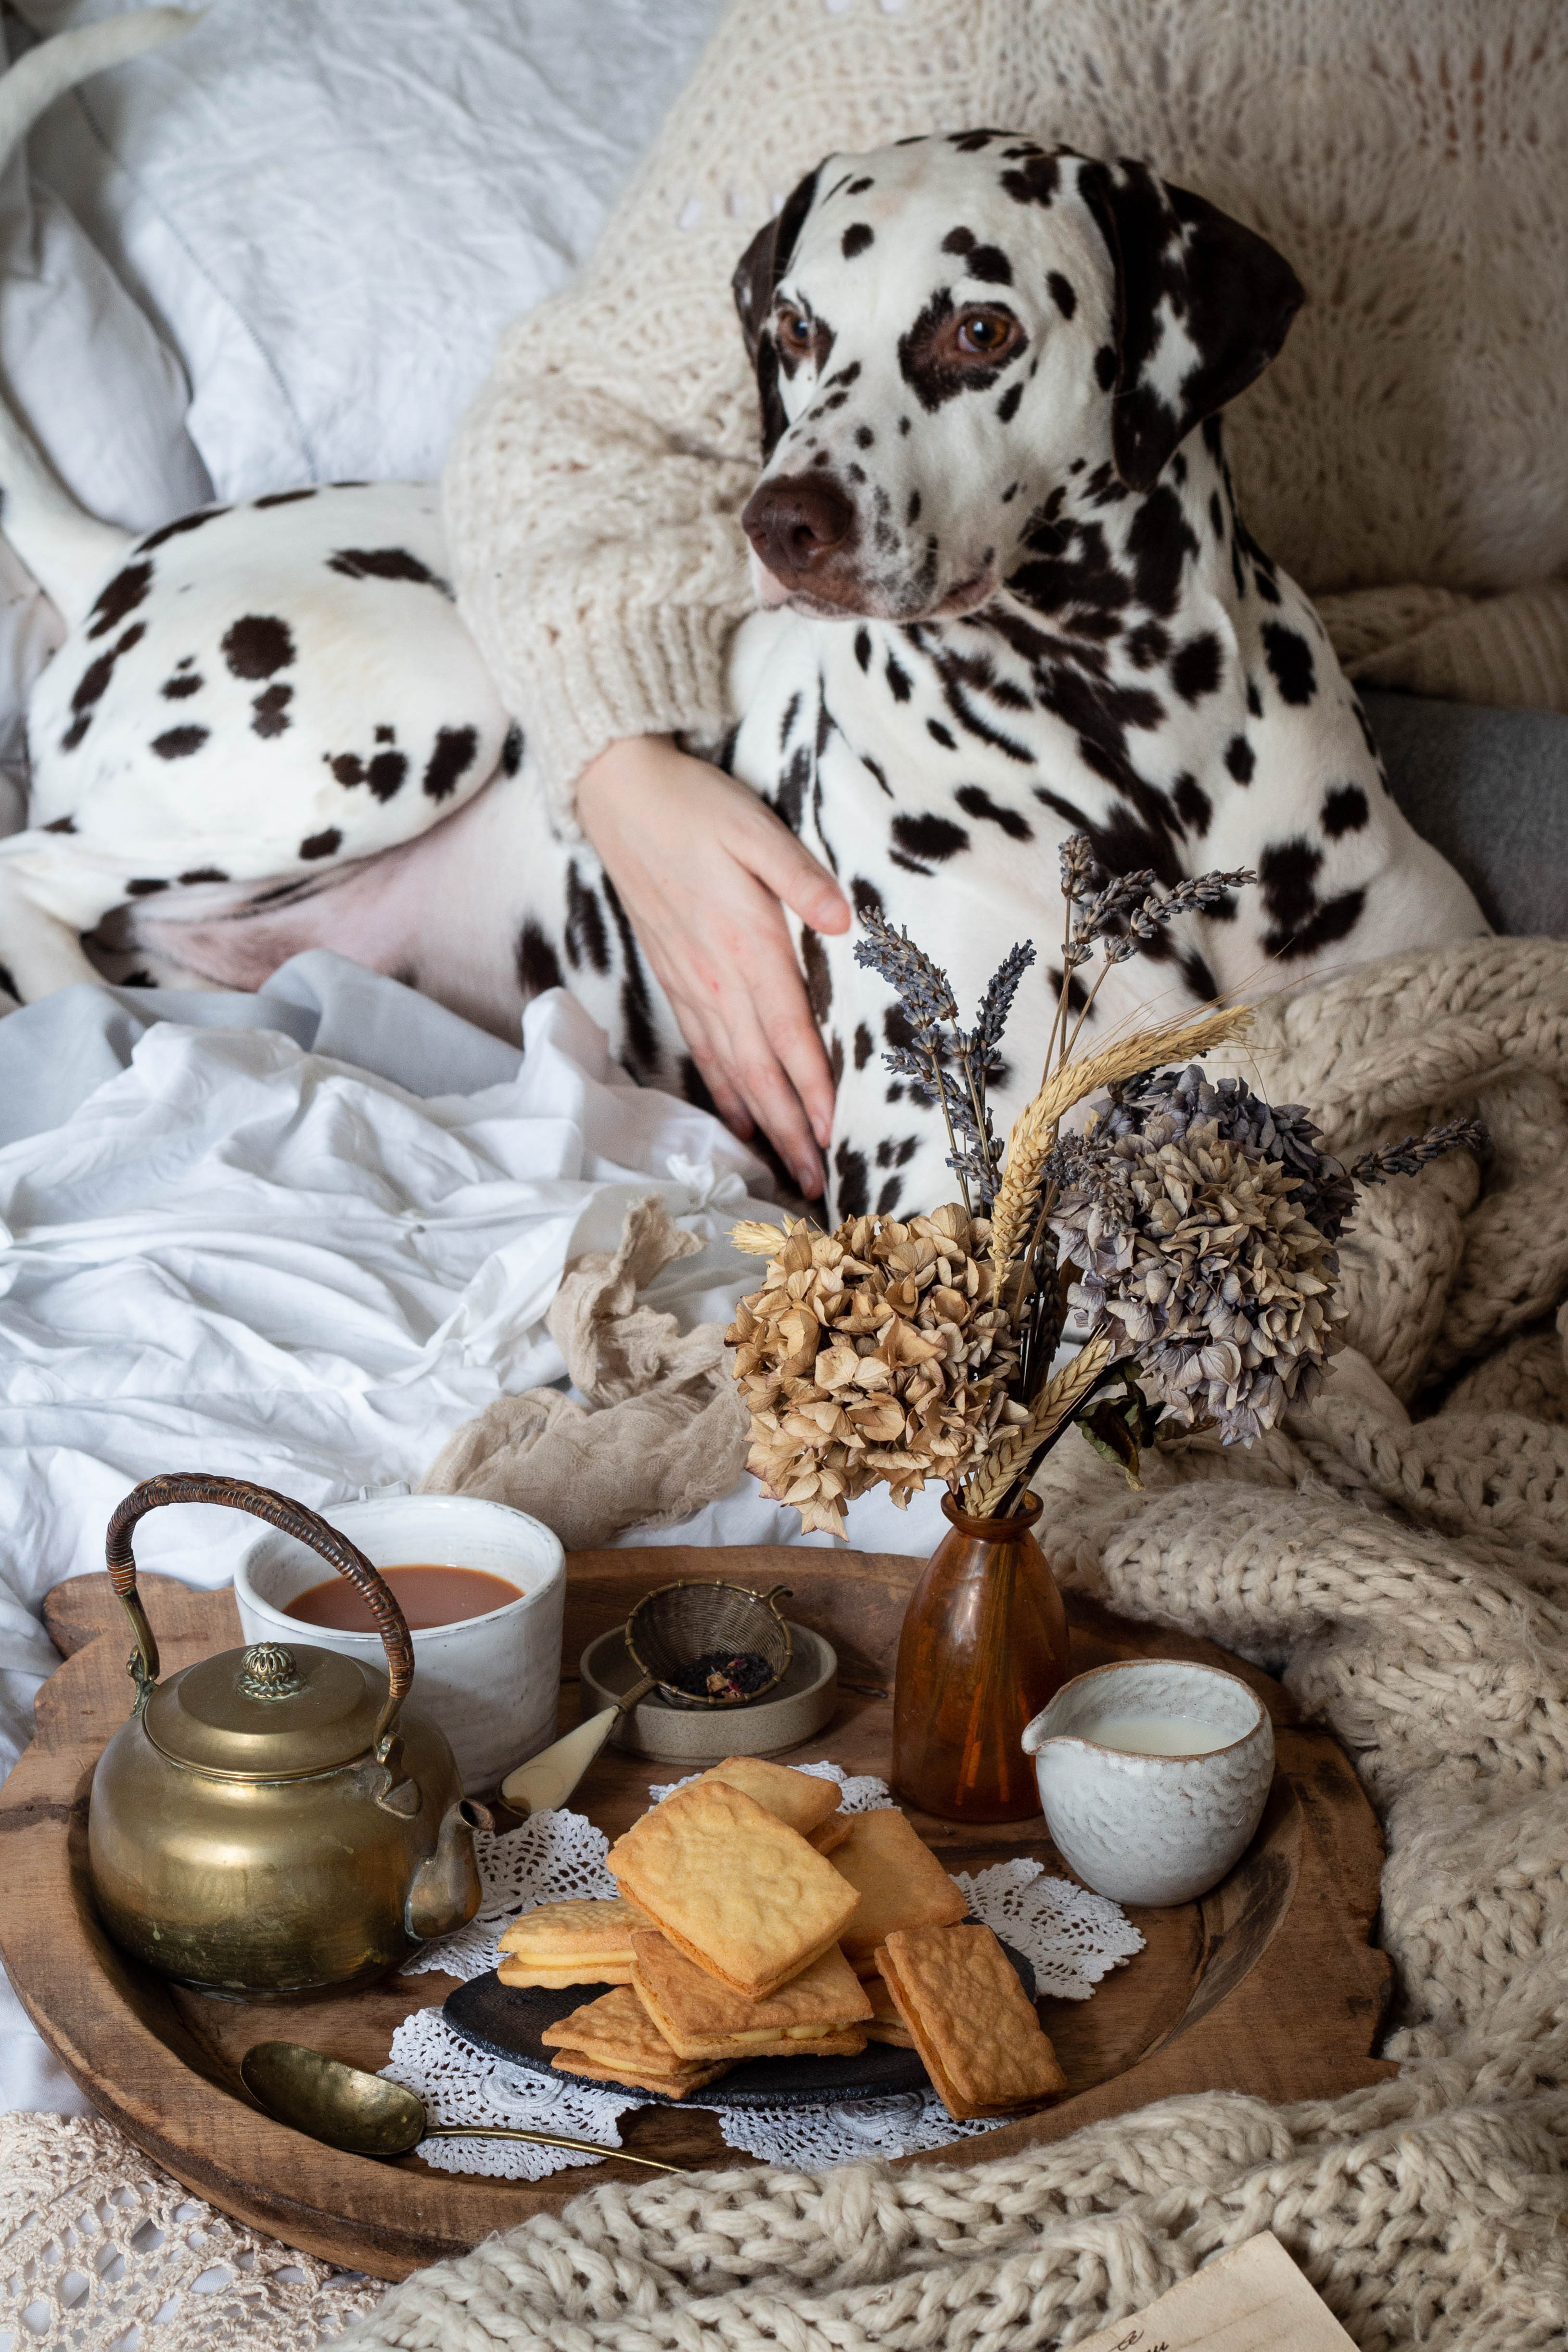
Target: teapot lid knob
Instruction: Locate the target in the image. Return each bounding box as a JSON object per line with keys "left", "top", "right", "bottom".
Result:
{"left": 237, "top": 1643, "right": 307, "bottom": 1700}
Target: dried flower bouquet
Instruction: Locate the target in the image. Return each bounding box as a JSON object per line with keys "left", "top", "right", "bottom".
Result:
{"left": 727, "top": 838, "right": 1484, "bottom": 1538}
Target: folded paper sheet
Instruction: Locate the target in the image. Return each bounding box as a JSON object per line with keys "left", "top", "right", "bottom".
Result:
{"left": 1069, "top": 2231, "right": 1355, "bottom": 2352}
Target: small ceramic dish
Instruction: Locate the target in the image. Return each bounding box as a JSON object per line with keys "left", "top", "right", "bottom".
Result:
{"left": 579, "top": 1621, "right": 838, "bottom": 1761}
{"left": 1021, "top": 1659, "right": 1275, "bottom": 1905}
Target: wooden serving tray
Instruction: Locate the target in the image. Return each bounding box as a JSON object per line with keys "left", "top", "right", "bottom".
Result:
{"left": 1, "top": 1548, "right": 1396, "bottom": 2281}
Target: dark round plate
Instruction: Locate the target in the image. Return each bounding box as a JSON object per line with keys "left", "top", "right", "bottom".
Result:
{"left": 442, "top": 1935, "right": 1036, "bottom": 2109}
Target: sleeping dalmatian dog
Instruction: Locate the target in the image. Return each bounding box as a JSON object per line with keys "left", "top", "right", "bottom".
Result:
{"left": 1, "top": 56, "right": 1484, "bottom": 1217}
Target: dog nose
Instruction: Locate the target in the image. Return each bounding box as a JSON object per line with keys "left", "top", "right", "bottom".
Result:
{"left": 741, "top": 473, "right": 855, "bottom": 581}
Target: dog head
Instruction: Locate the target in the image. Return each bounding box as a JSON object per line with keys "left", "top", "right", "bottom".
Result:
{"left": 733, "top": 133, "right": 1302, "bottom": 623}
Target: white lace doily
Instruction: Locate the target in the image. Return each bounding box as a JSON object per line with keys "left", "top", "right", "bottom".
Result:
{"left": 402, "top": 1804, "right": 617, "bottom": 1983}
{"left": 388, "top": 1765, "right": 1144, "bottom": 2176}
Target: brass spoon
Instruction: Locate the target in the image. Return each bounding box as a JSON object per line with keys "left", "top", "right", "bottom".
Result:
{"left": 241, "top": 2040, "right": 684, "bottom": 2173}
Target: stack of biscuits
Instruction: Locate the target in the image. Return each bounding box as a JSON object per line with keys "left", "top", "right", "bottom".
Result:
{"left": 496, "top": 1756, "right": 1067, "bottom": 2122}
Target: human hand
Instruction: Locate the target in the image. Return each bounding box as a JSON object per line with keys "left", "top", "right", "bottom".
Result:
{"left": 576, "top": 735, "right": 850, "bottom": 1195}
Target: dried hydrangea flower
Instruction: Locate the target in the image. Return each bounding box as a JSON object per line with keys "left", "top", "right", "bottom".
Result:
{"left": 725, "top": 1205, "right": 1025, "bottom": 1537}
{"left": 1101, "top": 1062, "right": 1358, "bottom": 1239}
{"left": 1055, "top": 1116, "right": 1347, "bottom": 1444}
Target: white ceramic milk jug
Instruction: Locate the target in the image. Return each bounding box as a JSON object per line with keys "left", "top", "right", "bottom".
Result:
{"left": 1021, "top": 1659, "right": 1275, "bottom": 1905}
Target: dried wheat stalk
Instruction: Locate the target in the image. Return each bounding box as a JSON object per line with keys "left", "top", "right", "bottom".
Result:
{"left": 731, "top": 1220, "right": 790, "bottom": 1256}
{"left": 988, "top": 1004, "right": 1254, "bottom": 1282}
{"left": 958, "top": 1331, "right": 1117, "bottom": 1515}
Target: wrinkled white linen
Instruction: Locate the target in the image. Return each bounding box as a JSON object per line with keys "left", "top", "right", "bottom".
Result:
{"left": 0, "top": 984, "right": 775, "bottom": 1626}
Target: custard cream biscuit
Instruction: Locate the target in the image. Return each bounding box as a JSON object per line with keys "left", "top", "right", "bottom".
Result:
{"left": 630, "top": 1929, "right": 871, "bottom": 2061}
{"left": 688, "top": 1757, "right": 842, "bottom": 1840}
{"left": 875, "top": 1924, "right": 1067, "bottom": 2121}
{"left": 548, "top": 2049, "right": 731, "bottom": 2098}
{"left": 829, "top": 1806, "right": 968, "bottom": 1970}
{"left": 608, "top": 1781, "right": 861, "bottom": 1999}
{"left": 496, "top": 1896, "right": 650, "bottom": 1987}
{"left": 539, "top": 1985, "right": 728, "bottom": 2097}
{"left": 539, "top": 1986, "right": 687, "bottom": 2076}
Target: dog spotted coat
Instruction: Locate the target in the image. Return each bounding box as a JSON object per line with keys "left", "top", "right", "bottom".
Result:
{"left": 2, "top": 134, "right": 1484, "bottom": 1215}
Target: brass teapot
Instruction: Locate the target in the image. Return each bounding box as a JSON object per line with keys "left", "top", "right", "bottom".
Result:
{"left": 88, "top": 1474, "right": 490, "bottom": 1999}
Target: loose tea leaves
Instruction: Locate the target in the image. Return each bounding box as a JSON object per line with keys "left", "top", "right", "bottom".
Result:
{"left": 667, "top": 1650, "right": 775, "bottom": 1702}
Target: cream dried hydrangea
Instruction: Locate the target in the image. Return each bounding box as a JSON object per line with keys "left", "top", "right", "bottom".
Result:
{"left": 1055, "top": 1115, "right": 1347, "bottom": 1443}
{"left": 726, "top": 1205, "right": 1025, "bottom": 1537}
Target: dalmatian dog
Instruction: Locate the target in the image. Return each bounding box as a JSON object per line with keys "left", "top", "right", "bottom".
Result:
{"left": 1, "top": 31, "right": 1484, "bottom": 1217}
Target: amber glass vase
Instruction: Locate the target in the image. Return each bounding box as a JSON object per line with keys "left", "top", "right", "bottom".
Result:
{"left": 891, "top": 1490, "right": 1071, "bottom": 1823}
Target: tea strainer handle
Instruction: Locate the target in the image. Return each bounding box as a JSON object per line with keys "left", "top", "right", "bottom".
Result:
{"left": 104, "top": 1473, "right": 414, "bottom": 1754}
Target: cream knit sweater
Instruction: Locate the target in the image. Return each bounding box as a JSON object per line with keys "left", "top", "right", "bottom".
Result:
{"left": 443, "top": 0, "right": 1568, "bottom": 817}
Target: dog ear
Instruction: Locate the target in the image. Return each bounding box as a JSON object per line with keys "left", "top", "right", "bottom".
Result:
{"left": 1076, "top": 156, "right": 1303, "bottom": 494}
{"left": 732, "top": 164, "right": 822, "bottom": 459}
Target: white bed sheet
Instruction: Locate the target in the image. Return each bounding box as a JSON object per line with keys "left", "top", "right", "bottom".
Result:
{"left": 0, "top": 958, "right": 945, "bottom": 2115}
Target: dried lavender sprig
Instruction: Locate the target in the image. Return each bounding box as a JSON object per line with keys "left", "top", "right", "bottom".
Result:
{"left": 882, "top": 1045, "right": 946, "bottom": 1098}
{"left": 1078, "top": 865, "right": 1256, "bottom": 966}
{"left": 1350, "top": 1117, "right": 1489, "bottom": 1187}
{"left": 1103, "top": 868, "right": 1255, "bottom": 963}
{"left": 858, "top": 916, "right": 1039, "bottom": 1209}
{"left": 948, "top": 941, "right": 1038, "bottom": 1202}
{"left": 947, "top": 1062, "right": 1002, "bottom": 1206}
{"left": 1059, "top": 834, "right": 1097, "bottom": 903}
{"left": 885, "top": 1034, "right": 1002, "bottom": 1205}
{"left": 970, "top": 940, "right": 1037, "bottom": 1058}
{"left": 853, "top": 911, "right": 958, "bottom": 1026}
{"left": 854, "top": 911, "right": 972, "bottom": 1207}
{"left": 1069, "top": 868, "right": 1160, "bottom": 953}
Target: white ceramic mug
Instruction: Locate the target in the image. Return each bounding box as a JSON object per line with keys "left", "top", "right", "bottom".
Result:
{"left": 233, "top": 1494, "right": 565, "bottom": 1795}
{"left": 1021, "top": 1659, "right": 1275, "bottom": 1905}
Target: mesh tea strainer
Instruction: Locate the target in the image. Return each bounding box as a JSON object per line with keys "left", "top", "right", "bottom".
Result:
{"left": 624, "top": 1578, "right": 793, "bottom": 1709}
{"left": 498, "top": 1578, "right": 794, "bottom": 1816}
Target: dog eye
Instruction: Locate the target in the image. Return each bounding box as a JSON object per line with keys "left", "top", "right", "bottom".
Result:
{"left": 778, "top": 312, "right": 814, "bottom": 352}
{"left": 955, "top": 307, "right": 1018, "bottom": 358}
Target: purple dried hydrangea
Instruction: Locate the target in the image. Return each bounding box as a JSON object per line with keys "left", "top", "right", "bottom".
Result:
{"left": 1100, "top": 1063, "right": 1358, "bottom": 1240}
{"left": 1054, "top": 1113, "right": 1347, "bottom": 1444}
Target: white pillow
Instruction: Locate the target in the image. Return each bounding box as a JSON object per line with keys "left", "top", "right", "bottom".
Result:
{"left": 19, "top": 0, "right": 726, "bottom": 501}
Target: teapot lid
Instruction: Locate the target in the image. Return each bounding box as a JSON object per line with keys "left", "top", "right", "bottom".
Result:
{"left": 143, "top": 1640, "right": 390, "bottom": 1778}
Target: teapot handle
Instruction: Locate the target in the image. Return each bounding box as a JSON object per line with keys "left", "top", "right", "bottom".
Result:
{"left": 105, "top": 1473, "right": 415, "bottom": 1755}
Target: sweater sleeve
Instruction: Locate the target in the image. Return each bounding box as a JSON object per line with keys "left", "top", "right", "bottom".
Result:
{"left": 442, "top": 236, "right": 761, "bottom": 829}
{"left": 441, "top": 0, "right": 995, "bottom": 829}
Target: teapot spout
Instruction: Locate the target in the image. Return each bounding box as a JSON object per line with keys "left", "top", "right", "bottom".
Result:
{"left": 405, "top": 1796, "right": 489, "bottom": 1943}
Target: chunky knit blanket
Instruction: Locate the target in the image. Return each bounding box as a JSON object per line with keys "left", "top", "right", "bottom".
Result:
{"left": 342, "top": 936, "right": 1568, "bottom": 2352}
